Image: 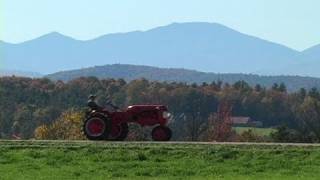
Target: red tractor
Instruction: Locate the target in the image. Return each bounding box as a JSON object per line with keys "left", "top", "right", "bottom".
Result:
{"left": 83, "top": 95, "right": 172, "bottom": 141}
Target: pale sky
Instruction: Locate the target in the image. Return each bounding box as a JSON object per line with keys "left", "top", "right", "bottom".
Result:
{"left": 1, "top": 0, "right": 320, "bottom": 51}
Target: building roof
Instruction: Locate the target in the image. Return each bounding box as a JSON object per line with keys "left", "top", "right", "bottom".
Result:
{"left": 231, "top": 117, "right": 251, "bottom": 124}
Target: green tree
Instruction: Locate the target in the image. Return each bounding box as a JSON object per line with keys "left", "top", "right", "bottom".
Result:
{"left": 295, "top": 96, "right": 320, "bottom": 141}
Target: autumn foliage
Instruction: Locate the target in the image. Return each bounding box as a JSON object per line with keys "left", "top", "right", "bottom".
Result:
{"left": 1, "top": 76, "right": 320, "bottom": 142}
{"left": 34, "top": 109, "right": 85, "bottom": 140}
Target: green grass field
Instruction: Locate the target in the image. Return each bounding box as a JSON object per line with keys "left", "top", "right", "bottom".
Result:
{"left": 0, "top": 141, "right": 320, "bottom": 180}
{"left": 233, "top": 127, "right": 276, "bottom": 136}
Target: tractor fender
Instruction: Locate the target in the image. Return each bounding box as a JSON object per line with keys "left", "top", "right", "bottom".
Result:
{"left": 86, "top": 111, "right": 110, "bottom": 119}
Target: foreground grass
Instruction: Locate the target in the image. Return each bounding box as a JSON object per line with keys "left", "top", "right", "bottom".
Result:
{"left": 0, "top": 141, "right": 320, "bottom": 179}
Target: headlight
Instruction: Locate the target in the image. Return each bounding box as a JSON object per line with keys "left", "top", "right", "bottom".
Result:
{"left": 162, "top": 111, "right": 172, "bottom": 119}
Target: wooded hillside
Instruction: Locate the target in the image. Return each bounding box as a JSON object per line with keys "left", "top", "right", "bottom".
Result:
{"left": 47, "top": 64, "right": 320, "bottom": 92}
{"left": 1, "top": 76, "right": 320, "bottom": 142}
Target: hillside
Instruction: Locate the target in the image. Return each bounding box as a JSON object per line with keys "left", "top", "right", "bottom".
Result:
{"left": 2, "top": 22, "right": 300, "bottom": 74}
{"left": 2, "top": 75, "right": 320, "bottom": 142}
{"left": 266, "top": 44, "right": 320, "bottom": 77}
{"left": 302, "top": 44, "right": 320, "bottom": 60}
{"left": 47, "top": 64, "right": 320, "bottom": 91}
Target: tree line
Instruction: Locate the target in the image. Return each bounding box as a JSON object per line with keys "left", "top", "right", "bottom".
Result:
{"left": 0, "top": 76, "right": 320, "bottom": 142}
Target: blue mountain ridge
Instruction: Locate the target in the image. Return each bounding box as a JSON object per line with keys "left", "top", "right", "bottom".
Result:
{"left": 1, "top": 22, "right": 319, "bottom": 76}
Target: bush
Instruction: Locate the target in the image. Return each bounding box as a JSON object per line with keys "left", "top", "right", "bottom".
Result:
{"left": 270, "top": 126, "right": 316, "bottom": 143}
{"left": 34, "top": 109, "right": 85, "bottom": 140}
{"left": 239, "top": 129, "right": 265, "bottom": 142}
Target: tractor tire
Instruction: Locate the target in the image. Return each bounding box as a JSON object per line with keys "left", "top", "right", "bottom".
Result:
{"left": 151, "top": 126, "right": 172, "bottom": 141}
{"left": 108, "top": 123, "right": 129, "bottom": 141}
{"left": 83, "top": 114, "right": 111, "bottom": 140}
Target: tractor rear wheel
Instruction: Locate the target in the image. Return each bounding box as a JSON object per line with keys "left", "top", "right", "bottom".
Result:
{"left": 151, "top": 126, "right": 172, "bottom": 141}
{"left": 83, "top": 114, "right": 111, "bottom": 140}
{"left": 108, "top": 123, "right": 129, "bottom": 141}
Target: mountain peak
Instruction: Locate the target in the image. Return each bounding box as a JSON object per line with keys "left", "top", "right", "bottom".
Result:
{"left": 47, "top": 31, "right": 65, "bottom": 36}
{"left": 21, "top": 31, "right": 77, "bottom": 44}
{"left": 150, "top": 22, "right": 233, "bottom": 32}
{"left": 41, "top": 31, "right": 75, "bottom": 40}
{"left": 168, "top": 21, "right": 226, "bottom": 27}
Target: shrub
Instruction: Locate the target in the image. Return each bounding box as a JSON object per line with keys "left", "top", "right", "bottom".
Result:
{"left": 34, "top": 109, "right": 85, "bottom": 140}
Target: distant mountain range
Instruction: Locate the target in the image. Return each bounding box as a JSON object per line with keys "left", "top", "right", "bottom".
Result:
{"left": 1, "top": 22, "right": 319, "bottom": 76}
{"left": 47, "top": 64, "right": 320, "bottom": 92}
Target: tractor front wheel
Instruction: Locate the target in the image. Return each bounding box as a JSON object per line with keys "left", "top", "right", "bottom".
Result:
{"left": 151, "top": 126, "right": 172, "bottom": 141}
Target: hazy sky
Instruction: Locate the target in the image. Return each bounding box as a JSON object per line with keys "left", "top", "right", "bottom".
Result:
{"left": 1, "top": 0, "right": 319, "bottom": 51}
